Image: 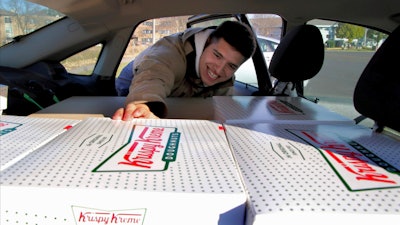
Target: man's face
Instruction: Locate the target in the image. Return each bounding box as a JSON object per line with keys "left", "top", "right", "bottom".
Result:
{"left": 199, "top": 38, "right": 246, "bottom": 86}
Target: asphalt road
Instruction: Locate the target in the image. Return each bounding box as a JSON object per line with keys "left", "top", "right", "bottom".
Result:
{"left": 304, "top": 50, "right": 376, "bottom": 126}
{"left": 305, "top": 50, "right": 375, "bottom": 98}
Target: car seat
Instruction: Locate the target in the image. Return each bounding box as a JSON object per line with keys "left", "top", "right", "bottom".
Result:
{"left": 268, "top": 24, "right": 324, "bottom": 101}
{"left": 353, "top": 25, "right": 400, "bottom": 132}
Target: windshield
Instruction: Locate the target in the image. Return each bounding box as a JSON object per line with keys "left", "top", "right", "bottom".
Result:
{"left": 0, "top": 0, "right": 64, "bottom": 47}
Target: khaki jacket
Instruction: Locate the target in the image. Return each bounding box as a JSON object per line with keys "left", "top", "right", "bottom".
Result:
{"left": 125, "top": 27, "right": 234, "bottom": 117}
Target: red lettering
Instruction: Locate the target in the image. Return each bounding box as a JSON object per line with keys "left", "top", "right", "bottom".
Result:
{"left": 269, "top": 101, "right": 292, "bottom": 113}
{"left": 118, "top": 126, "right": 166, "bottom": 169}
{"left": 301, "top": 131, "right": 323, "bottom": 145}
{"left": 356, "top": 173, "right": 396, "bottom": 183}
{"left": 326, "top": 150, "right": 396, "bottom": 184}
{"left": 78, "top": 212, "right": 86, "bottom": 222}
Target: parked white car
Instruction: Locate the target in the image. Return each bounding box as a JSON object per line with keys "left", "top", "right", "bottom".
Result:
{"left": 235, "top": 36, "right": 280, "bottom": 87}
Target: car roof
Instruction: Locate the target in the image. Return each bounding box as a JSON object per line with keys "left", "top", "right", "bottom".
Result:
{"left": 1, "top": 0, "right": 399, "bottom": 69}
{"left": 33, "top": 0, "right": 400, "bottom": 33}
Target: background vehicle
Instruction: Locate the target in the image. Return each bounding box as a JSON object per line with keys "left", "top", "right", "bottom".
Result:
{"left": 235, "top": 36, "right": 280, "bottom": 87}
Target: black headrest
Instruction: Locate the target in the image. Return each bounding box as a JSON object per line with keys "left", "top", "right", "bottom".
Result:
{"left": 353, "top": 25, "right": 400, "bottom": 132}
{"left": 269, "top": 24, "right": 324, "bottom": 82}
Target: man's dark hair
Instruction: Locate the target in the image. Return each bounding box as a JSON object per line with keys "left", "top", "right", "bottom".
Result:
{"left": 209, "top": 21, "right": 257, "bottom": 59}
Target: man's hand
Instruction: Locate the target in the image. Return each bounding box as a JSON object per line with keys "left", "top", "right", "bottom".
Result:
{"left": 112, "top": 103, "right": 159, "bottom": 121}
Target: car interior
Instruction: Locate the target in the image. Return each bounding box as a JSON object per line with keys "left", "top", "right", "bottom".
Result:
{"left": 1, "top": 1, "right": 399, "bottom": 224}
{"left": 353, "top": 24, "right": 400, "bottom": 132}
{"left": 0, "top": 0, "right": 399, "bottom": 135}
{"left": 267, "top": 24, "right": 324, "bottom": 102}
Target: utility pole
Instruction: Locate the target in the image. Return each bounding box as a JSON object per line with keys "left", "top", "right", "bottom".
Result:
{"left": 152, "top": 19, "right": 156, "bottom": 44}
{"left": 363, "top": 28, "right": 367, "bottom": 46}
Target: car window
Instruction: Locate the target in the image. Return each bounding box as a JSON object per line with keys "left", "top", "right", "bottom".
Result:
{"left": 118, "top": 16, "right": 190, "bottom": 77}
{"left": 234, "top": 14, "right": 283, "bottom": 87}
{"left": 60, "top": 44, "right": 103, "bottom": 75}
{"left": 304, "top": 19, "right": 388, "bottom": 127}
{"left": 0, "top": 0, "right": 64, "bottom": 47}
{"left": 118, "top": 14, "right": 283, "bottom": 89}
{"left": 258, "top": 38, "right": 275, "bottom": 52}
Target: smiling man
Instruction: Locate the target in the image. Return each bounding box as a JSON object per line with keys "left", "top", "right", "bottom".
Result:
{"left": 113, "top": 21, "right": 256, "bottom": 120}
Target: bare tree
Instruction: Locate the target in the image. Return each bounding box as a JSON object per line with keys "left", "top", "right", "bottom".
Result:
{"left": 2, "top": 0, "right": 57, "bottom": 36}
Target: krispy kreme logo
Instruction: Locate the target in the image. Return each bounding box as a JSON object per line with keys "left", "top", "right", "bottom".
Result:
{"left": 267, "top": 99, "right": 304, "bottom": 115}
{"left": 288, "top": 129, "right": 400, "bottom": 191}
{"left": 0, "top": 120, "right": 22, "bottom": 136}
{"left": 93, "top": 125, "right": 180, "bottom": 172}
{"left": 72, "top": 206, "right": 146, "bottom": 225}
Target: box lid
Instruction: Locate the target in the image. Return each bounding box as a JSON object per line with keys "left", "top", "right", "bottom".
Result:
{"left": 1, "top": 118, "right": 246, "bottom": 225}
{"left": 214, "top": 96, "right": 354, "bottom": 124}
{"left": 0, "top": 115, "right": 79, "bottom": 171}
{"left": 224, "top": 122, "right": 400, "bottom": 225}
